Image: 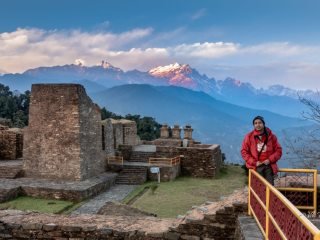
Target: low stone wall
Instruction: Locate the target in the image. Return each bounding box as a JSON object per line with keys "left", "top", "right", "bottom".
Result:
{"left": 0, "top": 211, "right": 176, "bottom": 239}
{"left": 0, "top": 188, "right": 248, "bottom": 239}
{"left": 148, "top": 165, "right": 181, "bottom": 182}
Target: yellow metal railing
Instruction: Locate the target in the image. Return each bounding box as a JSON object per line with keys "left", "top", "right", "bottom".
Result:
{"left": 248, "top": 169, "right": 320, "bottom": 240}
{"left": 107, "top": 156, "right": 123, "bottom": 165}
{"left": 149, "top": 156, "right": 180, "bottom": 166}
{"left": 276, "top": 168, "right": 318, "bottom": 214}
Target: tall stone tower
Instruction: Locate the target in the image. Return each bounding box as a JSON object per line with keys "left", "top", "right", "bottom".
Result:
{"left": 23, "top": 84, "right": 105, "bottom": 181}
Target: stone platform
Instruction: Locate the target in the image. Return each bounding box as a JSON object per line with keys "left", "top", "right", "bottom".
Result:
{"left": 0, "top": 172, "right": 117, "bottom": 203}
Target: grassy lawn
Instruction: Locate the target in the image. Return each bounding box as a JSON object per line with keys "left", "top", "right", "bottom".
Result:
{"left": 0, "top": 196, "right": 76, "bottom": 214}
{"left": 124, "top": 165, "right": 246, "bottom": 218}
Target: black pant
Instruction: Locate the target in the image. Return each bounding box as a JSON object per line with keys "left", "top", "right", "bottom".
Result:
{"left": 256, "top": 164, "right": 274, "bottom": 186}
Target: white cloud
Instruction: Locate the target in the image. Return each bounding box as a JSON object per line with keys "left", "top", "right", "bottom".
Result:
{"left": 241, "top": 42, "right": 317, "bottom": 58}
{"left": 0, "top": 27, "right": 320, "bottom": 89}
{"left": 173, "top": 42, "right": 239, "bottom": 58}
{"left": 0, "top": 27, "right": 154, "bottom": 73}
{"left": 191, "top": 8, "right": 207, "bottom": 20}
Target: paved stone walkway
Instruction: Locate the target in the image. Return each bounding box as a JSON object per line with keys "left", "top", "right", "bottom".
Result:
{"left": 237, "top": 216, "right": 263, "bottom": 239}
{"left": 71, "top": 184, "right": 138, "bottom": 215}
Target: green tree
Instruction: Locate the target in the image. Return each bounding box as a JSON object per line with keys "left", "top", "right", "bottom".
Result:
{"left": 0, "top": 84, "right": 29, "bottom": 128}
{"left": 101, "top": 107, "right": 122, "bottom": 120}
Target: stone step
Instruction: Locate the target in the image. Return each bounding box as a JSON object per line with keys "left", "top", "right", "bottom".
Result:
{"left": 115, "top": 166, "right": 147, "bottom": 185}
{"left": 115, "top": 177, "right": 146, "bottom": 183}
{"left": 117, "top": 173, "right": 147, "bottom": 178}
{"left": 128, "top": 151, "right": 156, "bottom": 163}
{"left": 121, "top": 169, "right": 147, "bottom": 173}
{"left": 0, "top": 166, "right": 23, "bottom": 179}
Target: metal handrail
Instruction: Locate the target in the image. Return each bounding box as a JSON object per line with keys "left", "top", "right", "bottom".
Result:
{"left": 276, "top": 168, "right": 318, "bottom": 214}
{"left": 248, "top": 169, "right": 320, "bottom": 240}
{"left": 149, "top": 156, "right": 180, "bottom": 166}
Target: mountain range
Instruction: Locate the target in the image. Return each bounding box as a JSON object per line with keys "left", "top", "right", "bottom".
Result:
{"left": 0, "top": 61, "right": 316, "bottom": 165}
{"left": 1, "top": 61, "right": 315, "bottom": 118}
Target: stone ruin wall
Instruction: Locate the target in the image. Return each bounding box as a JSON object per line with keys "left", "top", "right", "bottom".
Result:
{"left": 102, "top": 119, "right": 115, "bottom": 156}
{"left": 103, "top": 119, "right": 139, "bottom": 156}
{"left": 0, "top": 189, "right": 248, "bottom": 239}
{"left": 155, "top": 144, "right": 223, "bottom": 178}
{"left": 123, "top": 122, "right": 138, "bottom": 146}
{"left": 23, "top": 84, "right": 104, "bottom": 181}
{"left": 78, "top": 86, "right": 105, "bottom": 180}
{"left": 113, "top": 122, "right": 123, "bottom": 149}
{"left": 0, "top": 126, "right": 23, "bottom": 160}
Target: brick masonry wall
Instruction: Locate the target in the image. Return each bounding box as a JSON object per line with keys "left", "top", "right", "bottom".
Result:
{"left": 23, "top": 84, "right": 104, "bottom": 181}
{"left": 123, "top": 122, "right": 138, "bottom": 146}
{"left": 154, "top": 139, "right": 182, "bottom": 147}
{"left": 0, "top": 131, "right": 16, "bottom": 160}
{"left": 155, "top": 144, "right": 222, "bottom": 178}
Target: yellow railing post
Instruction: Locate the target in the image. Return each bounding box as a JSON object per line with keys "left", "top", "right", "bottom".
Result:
{"left": 248, "top": 169, "right": 251, "bottom": 216}
{"left": 266, "top": 186, "right": 270, "bottom": 239}
{"left": 313, "top": 171, "right": 318, "bottom": 215}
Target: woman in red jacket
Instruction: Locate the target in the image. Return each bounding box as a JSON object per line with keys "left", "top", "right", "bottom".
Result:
{"left": 241, "top": 116, "right": 282, "bottom": 185}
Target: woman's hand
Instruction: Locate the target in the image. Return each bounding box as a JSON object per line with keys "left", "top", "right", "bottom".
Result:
{"left": 263, "top": 159, "right": 270, "bottom": 165}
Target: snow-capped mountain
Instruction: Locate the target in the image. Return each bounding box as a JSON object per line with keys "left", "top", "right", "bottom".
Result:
{"left": 100, "top": 60, "right": 122, "bottom": 72}
{"left": 259, "top": 84, "right": 317, "bottom": 99}
{"left": 149, "top": 62, "right": 218, "bottom": 93}
{"left": 0, "top": 60, "right": 316, "bottom": 117}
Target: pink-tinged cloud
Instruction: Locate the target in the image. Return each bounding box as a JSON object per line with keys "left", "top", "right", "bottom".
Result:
{"left": 1, "top": 27, "right": 320, "bottom": 89}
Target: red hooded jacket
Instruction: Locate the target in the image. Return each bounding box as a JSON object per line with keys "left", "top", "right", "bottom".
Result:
{"left": 241, "top": 127, "right": 282, "bottom": 174}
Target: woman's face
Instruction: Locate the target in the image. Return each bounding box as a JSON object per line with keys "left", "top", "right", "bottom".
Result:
{"left": 254, "top": 119, "right": 264, "bottom": 132}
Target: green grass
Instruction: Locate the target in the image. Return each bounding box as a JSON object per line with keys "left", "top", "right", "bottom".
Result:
{"left": 0, "top": 196, "right": 75, "bottom": 214}
{"left": 126, "top": 165, "right": 246, "bottom": 218}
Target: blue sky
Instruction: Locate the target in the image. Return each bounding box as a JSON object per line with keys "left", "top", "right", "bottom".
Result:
{"left": 1, "top": 0, "right": 320, "bottom": 89}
